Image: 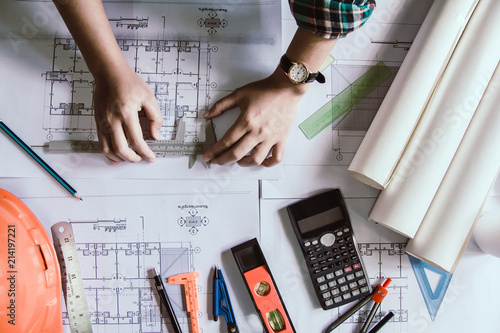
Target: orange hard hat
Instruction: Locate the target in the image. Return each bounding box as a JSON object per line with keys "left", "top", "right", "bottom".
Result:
{"left": 0, "top": 188, "right": 63, "bottom": 332}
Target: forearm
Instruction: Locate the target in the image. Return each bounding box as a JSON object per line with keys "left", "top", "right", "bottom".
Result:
{"left": 53, "top": 0, "right": 127, "bottom": 78}
{"left": 286, "top": 27, "right": 337, "bottom": 74}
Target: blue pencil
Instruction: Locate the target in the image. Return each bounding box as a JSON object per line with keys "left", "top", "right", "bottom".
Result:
{"left": 0, "top": 121, "right": 82, "bottom": 200}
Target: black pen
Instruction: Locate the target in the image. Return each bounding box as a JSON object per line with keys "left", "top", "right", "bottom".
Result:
{"left": 152, "top": 268, "right": 182, "bottom": 333}
{"left": 368, "top": 311, "right": 394, "bottom": 333}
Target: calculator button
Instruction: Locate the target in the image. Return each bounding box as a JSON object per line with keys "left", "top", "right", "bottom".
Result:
{"left": 355, "top": 271, "right": 364, "bottom": 278}
{"left": 343, "top": 228, "right": 350, "bottom": 233}
{"left": 349, "top": 282, "right": 358, "bottom": 289}
{"left": 334, "top": 296, "right": 342, "bottom": 303}
{"left": 344, "top": 266, "right": 352, "bottom": 273}
{"left": 342, "top": 293, "right": 352, "bottom": 300}
{"left": 320, "top": 233, "right": 336, "bottom": 247}
{"left": 353, "top": 263, "right": 361, "bottom": 270}
{"left": 326, "top": 273, "right": 334, "bottom": 280}
{"left": 331, "top": 288, "right": 340, "bottom": 295}
{"left": 358, "top": 278, "right": 367, "bottom": 285}
{"left": 319, "top": 284, "right": 328, "bottom": 291}
{"left": 328, "top": 281, "right": 337, "bottom": 288}
{"left": 312, "top": 240, "right": 319, "bottom": 245}
{"left": 317, "top": 276, "right": 326, "bottom": 283}
{"left": 325, "top": 299, "right": 334, "bottom": 307}
{"left": 335, "top": 269, "right": 343, "bottom": 276}
{"left": 346, "top": 274, "right": 355, "bottom": 281}
{"left": 352, "top": 289, "right": 360, "bottom": 297}
{"left": 361, "top": 286, "right": 369, "bottom": 293}
{"left": 304, "top": 241, "right": 311, "bottom": 247}
{"left": 336, "top": 231, "right": 343, "bottom": 236}
{"left": 340, "top": 285, "right": 349, "bottom": 292}
{"left": 322, "top": 291, "right": 332, "bottom": 299}
{"left": 338, "top": 277, "right": 346, "bottom": 284}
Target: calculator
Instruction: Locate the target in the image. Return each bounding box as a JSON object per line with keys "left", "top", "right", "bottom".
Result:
{"left": 286, "top": 189, "right": 371, "bottom": 310}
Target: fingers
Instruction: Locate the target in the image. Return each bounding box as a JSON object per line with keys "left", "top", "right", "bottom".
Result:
{"left": 237, "top": 142, "right": 275, "bottom": 167}
{"left": 261, "top": 143, "right": 285, "bottom": 167}
{"left": 202, "top": 125, "right": 249, "bottom": 164}
{"left": 97, "top": 110, "right": 156, "bottom": 164}
{"left": 143, "top": 96, "right": 163, "bottom": 140}
{"left": 203, "top": 90, "right": 239, "bottom": 119}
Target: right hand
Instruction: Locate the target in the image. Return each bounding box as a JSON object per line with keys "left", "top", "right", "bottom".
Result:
{"left": 93, "top": 65, "right": 163, "bottom": 164}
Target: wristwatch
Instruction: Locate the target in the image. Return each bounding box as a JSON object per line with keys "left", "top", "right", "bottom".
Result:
{"left": 279, "top": 54, "right": 325, "bottom": 84}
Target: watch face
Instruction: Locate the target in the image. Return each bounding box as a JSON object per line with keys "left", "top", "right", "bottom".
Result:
{"left": 289, "top": 63, "right": 308, "bottom": 83}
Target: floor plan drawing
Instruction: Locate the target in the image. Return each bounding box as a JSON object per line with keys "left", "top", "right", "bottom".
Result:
{"left": 0, "top": 0, "right": 283, "bottom": 179}
{"left": 354, "top": 242, "right": 409, "bottom": 327}
{"left": 42, "top": 36, "right": 213, "bottom": 144}
{"left": 63, "top": 218, "right": 197, "bottom": 333}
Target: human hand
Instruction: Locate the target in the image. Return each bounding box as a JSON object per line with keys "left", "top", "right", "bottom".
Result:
{"left": 202, "top": 69, "right": 309, "bottom": 167}
{"left": 93, "top": 65, "right": 163, "bottom": 164}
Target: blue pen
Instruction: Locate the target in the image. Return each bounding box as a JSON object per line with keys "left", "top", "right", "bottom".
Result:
{"left": 213, "top": 265, "right": 238, "bottom": 333}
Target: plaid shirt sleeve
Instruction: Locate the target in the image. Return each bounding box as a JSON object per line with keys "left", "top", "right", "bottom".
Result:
{"left": 289, "top": 0, "right": 376, "bottom": 39}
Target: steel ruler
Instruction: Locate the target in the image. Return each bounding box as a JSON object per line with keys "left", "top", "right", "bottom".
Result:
{"left": 42, "top": 118, "right": 216, "bottom": 168}
{"left": 51, "top": 222, "right": 93, "bottom": 333}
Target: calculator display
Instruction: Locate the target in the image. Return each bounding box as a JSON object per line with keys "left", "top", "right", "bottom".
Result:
{"left": 297, "top": 207, "right": 344, "bottom": 234}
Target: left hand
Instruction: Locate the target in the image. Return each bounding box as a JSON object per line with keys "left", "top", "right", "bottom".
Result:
{"left": 202, "top": 69, "right": 309, "bottom": 167}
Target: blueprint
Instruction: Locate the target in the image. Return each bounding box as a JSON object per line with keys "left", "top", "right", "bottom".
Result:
{"left": 281, "top": 0, "right": 434, "bottom": 167}
{"left": 260, "top": 195, "right": 500, "bottom": 333}
{"left": 1, "top": 177, "right": 263, "bottom": 333}
{"left": 0, "top": 0, "right": 282, "bottom": 179}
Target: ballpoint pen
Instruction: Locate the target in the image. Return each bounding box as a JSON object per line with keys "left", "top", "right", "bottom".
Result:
{"left": 152, "top": 268, "right": 182, "bottom": 333}
{"left": 213, "top": 265, "right": 239, "bottom": 333}
{"left": 323, "top": 278, "right": 392, "bottom": 333}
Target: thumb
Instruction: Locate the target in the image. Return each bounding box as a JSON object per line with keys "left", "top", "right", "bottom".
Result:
{"left": 204, "top": 91, "right": 239, "bottom": 119}
{"left": 143, "top": 97, "right": 163, "bottom": 140}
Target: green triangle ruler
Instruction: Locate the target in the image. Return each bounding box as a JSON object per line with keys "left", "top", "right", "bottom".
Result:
{"left": 408, "top": 254, "right": 453, "bottom": 321}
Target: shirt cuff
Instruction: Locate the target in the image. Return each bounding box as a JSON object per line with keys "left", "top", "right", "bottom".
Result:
{"left": 289, "top": 0, "right": 376, "bottom": 39}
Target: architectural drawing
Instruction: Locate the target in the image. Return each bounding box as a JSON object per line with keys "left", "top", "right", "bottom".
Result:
{"left": 354, "top": 242, "right": 409, "bottom": 327}
{"left": 63, "top": 218, "right": 197, "bottom": 333}
{"left": 42, "top": 36, "right": 213, "bottom": 144}
{"left": 178, "top": 205, "right": 210, "bottom": 235}
{"left": 327, "top": 64, "right": 398, "bottom": 162}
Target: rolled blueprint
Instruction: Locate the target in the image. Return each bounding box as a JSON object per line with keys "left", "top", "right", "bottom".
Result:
{"left": 405, "top": 63, "right": 500, "bottom": 272}
{"left": 473, "top": 210, "right": 500, "bottom": 259}
{"left": 368, "top": 0, "right": 500, "bottom": 238}
{"left": 348, "top": 0, "right": 479, "bottom": 189}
